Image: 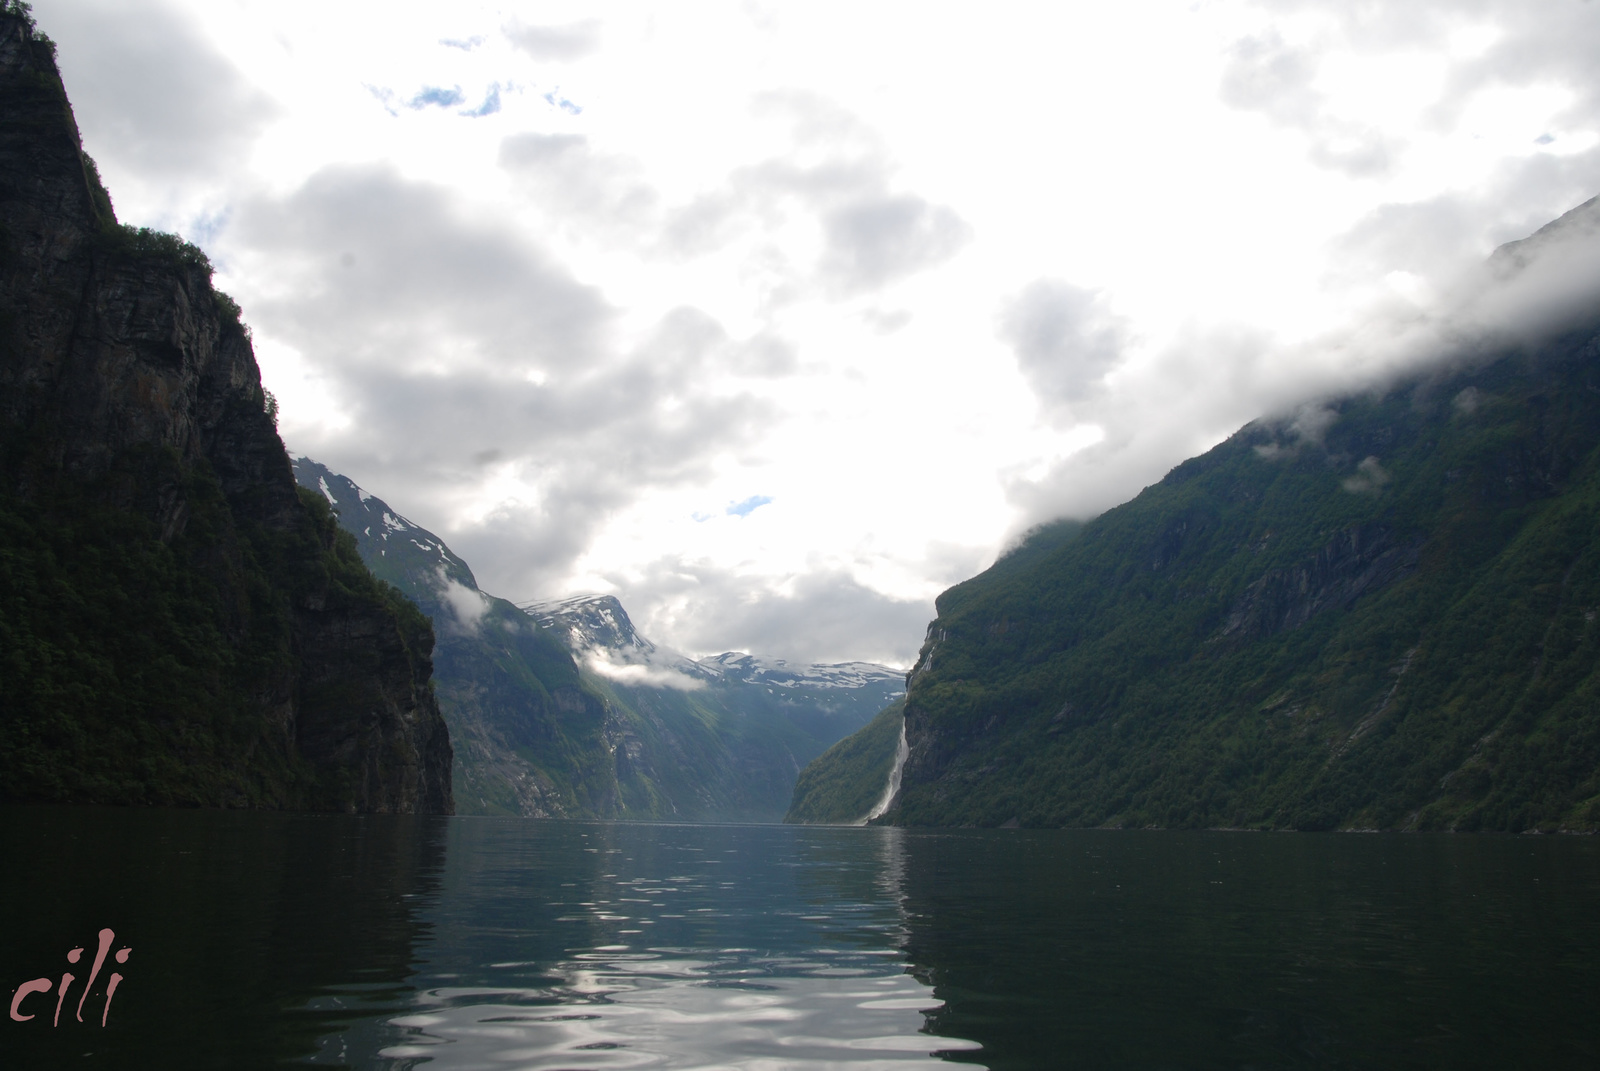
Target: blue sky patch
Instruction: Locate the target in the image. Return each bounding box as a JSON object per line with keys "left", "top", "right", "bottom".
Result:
{"left": 726, "top": 495, "right": 773, "bottom": 518}
{"left": 410, "top": 85, "right": 465, "bottom": 109}
{"left": 543, "top": 89, "right": 583, "bottom": 115}
{"left": 461, "top": 85, "right": 502, "bottom": 117}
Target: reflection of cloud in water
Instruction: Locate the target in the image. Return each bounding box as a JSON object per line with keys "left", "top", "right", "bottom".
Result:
{"left": 332, "top": 821, "right": 981, "bottom": 1069}
{"left": 383, "top": 953, "right": 978, "bottom": 1067}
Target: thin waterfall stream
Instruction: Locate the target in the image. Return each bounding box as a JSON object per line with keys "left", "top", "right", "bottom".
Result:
{"left": 859, "top": 719, "right": 910, "bottom": 824}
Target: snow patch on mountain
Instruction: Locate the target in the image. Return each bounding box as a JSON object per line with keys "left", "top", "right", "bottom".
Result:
{"left": 523, "top": 594, "right": 707, "bottom": 690}
{"left": 522, "top": 593, "right": 906, "bottom": 696}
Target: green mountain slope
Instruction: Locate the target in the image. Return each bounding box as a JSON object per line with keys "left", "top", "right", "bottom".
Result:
{"left": 880, "top": 217, "right": 1600, "bottom": 833}
{"left": 786, "top": 698, "right": 905, "bottom": 824}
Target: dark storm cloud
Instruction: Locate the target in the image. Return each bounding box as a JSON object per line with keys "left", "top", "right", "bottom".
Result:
{"left": 230, "top": 167, "right": 773, "bottom": 597}
{"left": 998, "top": 280, "right": 1128, "bottom": 415}
{"left": 504, "top": 19, "right": 602, "bottom": 62}
{"left": 35, "top": 0, "right": 277, "bottom": 181}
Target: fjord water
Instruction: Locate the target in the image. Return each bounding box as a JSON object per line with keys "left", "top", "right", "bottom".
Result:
{"left": 2, "top": 811, "right": 1598, "bottom": 1069}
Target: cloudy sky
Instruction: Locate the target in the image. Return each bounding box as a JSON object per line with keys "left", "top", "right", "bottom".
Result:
{"left": 34, "top": 0, "right": 1600, "bottom": 666}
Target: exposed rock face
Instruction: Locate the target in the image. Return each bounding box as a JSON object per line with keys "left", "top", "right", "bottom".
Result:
{"left": 0, "top": 13, "right": 451, "bottom": 813}
{"left": 291, "top": 458, "right": 610, "bottom": 819}
{"left": 1219, "top": 524, "right": 1423, "bottom": 641}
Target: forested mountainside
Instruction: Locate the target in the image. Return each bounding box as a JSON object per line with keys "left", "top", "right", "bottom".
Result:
{"left": 295, "top": 460, "right": 903, "bottom": 820}
{"left": 856, "top": 199, "right": 1600, "bottom": 833}
{"left": 786, "top": 698, "right": 905, "bottom": 824}
{"left": 0, "top": 10, "right": 451, "bottom": 812}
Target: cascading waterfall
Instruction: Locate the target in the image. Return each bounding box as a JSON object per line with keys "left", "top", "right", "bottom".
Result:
{"left": 858, "top": 720, "right": 910, "bottom": 825}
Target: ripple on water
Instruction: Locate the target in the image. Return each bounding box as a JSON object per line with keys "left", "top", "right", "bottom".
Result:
{"left": 379, "top": 957, "right": 977, "bottom": 1069}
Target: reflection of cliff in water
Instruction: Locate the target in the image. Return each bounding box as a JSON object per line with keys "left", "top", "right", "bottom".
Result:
{"left": 894, "top": 829, "right": 1600, "bottom": 1070}
{"left": 0, "top": 808, "right": 447, "bottom": 1070}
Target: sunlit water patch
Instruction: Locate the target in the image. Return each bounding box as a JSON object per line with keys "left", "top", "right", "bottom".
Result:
{"left": 378, "top": 956, "right": 969, "bottom": 1068}
{"left": 308, "top": 820, "right": 980, "bottom": 1069}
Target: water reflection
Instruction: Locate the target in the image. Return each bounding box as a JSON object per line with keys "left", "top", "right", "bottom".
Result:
{"left": 897, "top": 829, "right": 1600, "bottom": 1070}
{"left": 4, "top": 810, "right": 1597, "bottom": 1069}
{"left": 0, "top": 806, "right": 446, "bottom": 1070}
{"left": 377, "top": 821, "right": 972, "bottom": 1068}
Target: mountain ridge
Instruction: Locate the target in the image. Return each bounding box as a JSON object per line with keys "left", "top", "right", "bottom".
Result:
{"left": 790, "top": 194, "right": 1600, "bottom": 833}
{"left": 882, "top": 312, "right": 1600, "bottom": 831}
{"left": 294, "top": 458, "right": 904, "bottom": 821}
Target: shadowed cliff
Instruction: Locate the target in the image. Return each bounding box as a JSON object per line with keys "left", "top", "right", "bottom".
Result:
{"left": 0, "top": 9, "right": 451, "bottom": 812}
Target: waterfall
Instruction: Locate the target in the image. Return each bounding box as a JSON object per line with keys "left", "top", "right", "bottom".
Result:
{"left": 858, "top": 720, "right": 910, "bottom": 824}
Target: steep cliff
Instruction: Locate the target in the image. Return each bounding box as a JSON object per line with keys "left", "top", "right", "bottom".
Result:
{"left": 294, "top": 458, "right": 616, "bottom": 818}
{"left": 0, "top": 10, "right": 451, "bottom": 812}
{"left": 871, "top": 202, "right": 1600, "bottom": 832}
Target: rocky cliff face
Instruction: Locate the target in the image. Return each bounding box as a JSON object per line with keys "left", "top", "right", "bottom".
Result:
{"left": 293, "top": 458, "right": 616, "bottom": 819}
{"left": 0, "top": 12, "right": 451, "bottom": 813}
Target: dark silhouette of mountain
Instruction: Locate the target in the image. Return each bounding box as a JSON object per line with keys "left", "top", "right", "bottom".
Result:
{"left": 0, "top": 9, "right": 451, "bottom": 812}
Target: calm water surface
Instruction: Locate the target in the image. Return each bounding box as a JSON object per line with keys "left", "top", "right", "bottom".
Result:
{"left": 1, "top": 808, "right": 1597, "bottom": 1069}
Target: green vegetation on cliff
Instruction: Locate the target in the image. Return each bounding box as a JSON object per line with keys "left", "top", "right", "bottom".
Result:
{"left": 886, "top": 311, "right": 1600, "bottom": 831}
{"left": 0, "top": 448, "right": 443, "bottom": 808}
{"left": 0, "top": 9, "right": 451, "bottom": 811}
{"left": 786, "top": 698, "right": 904, "bottom": 824}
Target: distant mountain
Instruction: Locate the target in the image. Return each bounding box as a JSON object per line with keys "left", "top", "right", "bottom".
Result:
{"left": 851, "top": 199, "right": 1600, "bottom": 833}
{"left": 0, "top": 12, "right": 450, "bottom": 814}
{"left": 526, "top": 593, "right": 904, "bottom": 821}
{"left": 294, "top": 461, "right": 904, "bottom": 820}
{"left": 294, "top": 458, "right": 618, "bottom": 818}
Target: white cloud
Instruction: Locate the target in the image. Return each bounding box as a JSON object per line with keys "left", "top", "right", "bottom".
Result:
{"left": 35, "top": 0, "right": 1600, "bottom": 663}
{"left": 436, "top": 568, "right": 490, "bottom": 635}
{"left": 1342, "top": 456, "right": 1392, "bottom": 495}
{"left": 584, "top": 653, "right": 705, "bottom": 692}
